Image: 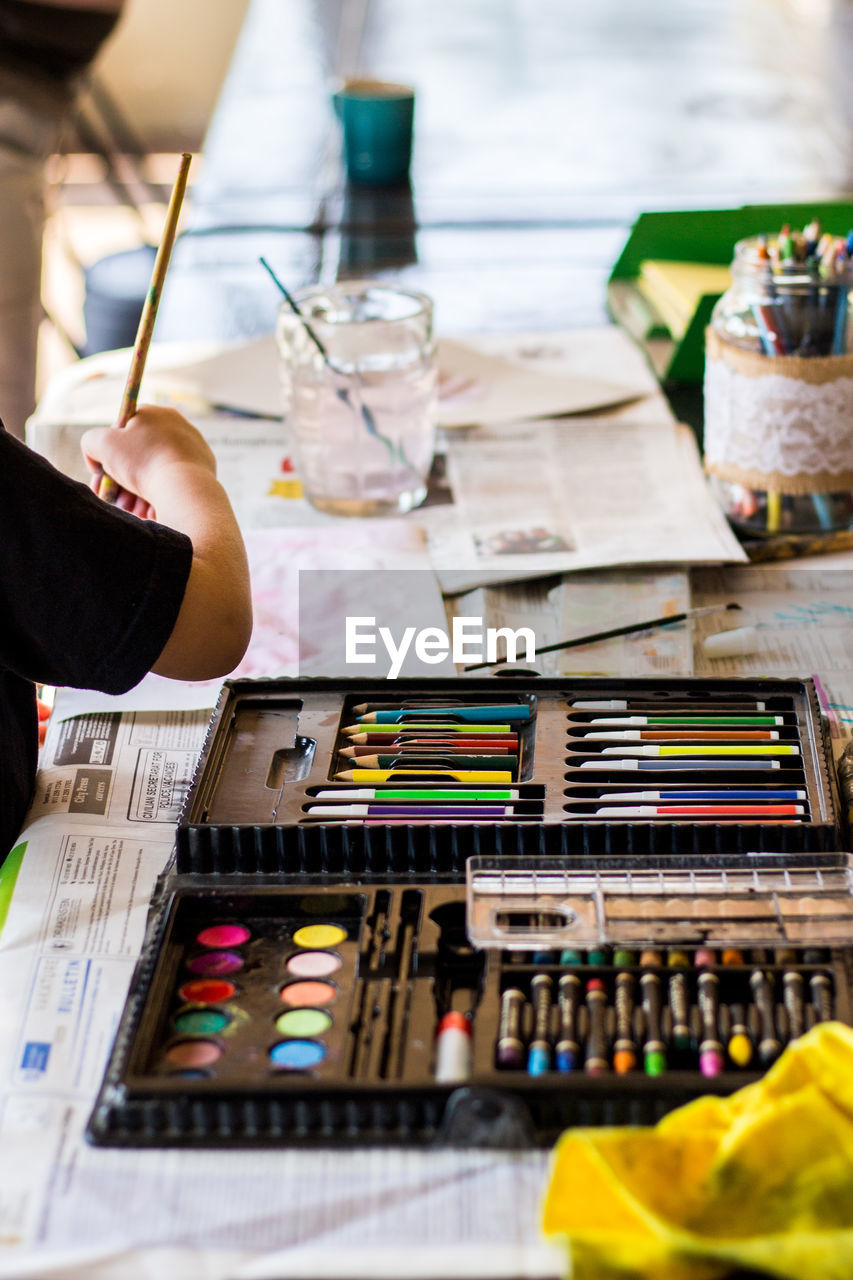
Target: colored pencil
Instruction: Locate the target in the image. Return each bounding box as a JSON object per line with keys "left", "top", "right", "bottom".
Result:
{"left": 354, "top": 705, "right": 531, "bottom": 723}
{"left": 311, "top": 789, "right": 520, "bottom": 800}
{"left": 340, "top": 723, "right": 515, "bottom": 737}
{"left": 98, "top": 152, "right": 192, "bottom": 504}
{"left": 337, "top": 754, "right": 517, "bottom": 770}
{"left": 598, "top": 744, "right": 799, "bottom": 757}
{"left": 334, "top": 769, "right": 514, "bottom": 782}
{"left": 343, "top": 734, "right": 519, "bottom": 747}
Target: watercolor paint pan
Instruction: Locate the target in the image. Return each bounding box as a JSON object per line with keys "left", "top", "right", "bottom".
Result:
{"left": 88, "top": 856, "right": 853, "bottom": 1149}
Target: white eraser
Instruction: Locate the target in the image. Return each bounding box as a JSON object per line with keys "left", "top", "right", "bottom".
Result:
{"left": 702, "top": 625, "right": 759, "bottom": 658}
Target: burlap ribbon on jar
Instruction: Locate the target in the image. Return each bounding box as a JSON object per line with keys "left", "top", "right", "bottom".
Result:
{"left": 703, "top": 328, "right": 853, "bottom": 493}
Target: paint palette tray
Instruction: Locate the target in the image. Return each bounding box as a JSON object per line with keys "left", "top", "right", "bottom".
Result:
{"left": 175, "top": 675, "right": 843, "bottom": 871}
{"left": 85, "top": 674, "right": 853, "bottom": 1148}
{"left": 87, "top": 857, "right": 853, "bottom": 1148}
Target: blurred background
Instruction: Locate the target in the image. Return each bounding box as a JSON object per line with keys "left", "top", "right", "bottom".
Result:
{"left": 37, "top": 0, "right": 853, "bottom": 397}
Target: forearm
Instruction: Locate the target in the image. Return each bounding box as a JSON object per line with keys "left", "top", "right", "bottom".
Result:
{"left": 146, "top": 462, "right": 252, "bottom": 680}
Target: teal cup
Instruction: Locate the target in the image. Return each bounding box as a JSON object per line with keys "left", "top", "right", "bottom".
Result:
{"left": 333, "top": 79, "right": 415, "bottom": 185}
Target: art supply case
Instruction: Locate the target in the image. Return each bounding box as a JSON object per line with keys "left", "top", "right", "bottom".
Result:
{"left": 87, "top": 675, "right": 853, "bottom": 1149}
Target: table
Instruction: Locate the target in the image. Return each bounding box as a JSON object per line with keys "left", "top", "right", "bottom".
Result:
{"left": 5, "top": 1, "right": 853, "bottom": 1275}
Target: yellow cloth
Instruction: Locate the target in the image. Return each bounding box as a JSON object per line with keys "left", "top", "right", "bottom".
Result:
{"left": 541, "top": 1022, "right": 853, "bottom": 1280}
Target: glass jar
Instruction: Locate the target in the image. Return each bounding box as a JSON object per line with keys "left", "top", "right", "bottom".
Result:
{"left": 703, "top": 234, "right": 853, "bottom": 536}
{"left": 276, "top": 281, "right": 437, "bottom": 517}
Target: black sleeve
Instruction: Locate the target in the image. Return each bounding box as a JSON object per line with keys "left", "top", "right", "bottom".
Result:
{"left": 0, "top": 431, "right": 193, "bottom": 694}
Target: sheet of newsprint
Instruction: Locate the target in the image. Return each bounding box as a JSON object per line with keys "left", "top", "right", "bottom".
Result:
{"left": 0, "top": 695, "right": 560, "bottom": 1280}
{"left": 425, "top": 405, "right": 746, "bottom": 595}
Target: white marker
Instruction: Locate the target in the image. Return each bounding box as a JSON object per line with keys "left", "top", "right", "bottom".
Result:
{"left": 581, "top": 729, "right": 780, "bottom": 741}
{"left": 580, "top": 759, "right": 781, "bottom": 771}
{"left": 598, "top": 744, "right": 799, "bottom": 757}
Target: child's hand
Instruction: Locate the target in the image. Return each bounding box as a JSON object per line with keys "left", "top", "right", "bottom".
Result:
{"left": 81, "top": 406, "right": 217, "bottom": 517}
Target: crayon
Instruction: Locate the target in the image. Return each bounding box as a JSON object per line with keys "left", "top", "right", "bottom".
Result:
{"left": 640, "top": 948, "right": 663, "bottom": 967}
{"left": 727, "top": 1003, "right": 754, "bottom": 1067}
{"left": 612, "top": 948, "right": 636, "bottom": 968}
{"left": 810, "top": 972, "right": 833, "bottom": 1023}
{"left": 354, "top": 705, "right": 532, "bottom": 723}
{"left": 496, "top": 989, "right": 526, "bottom": 1069}
{"left": 783, "top": 971, "right": 806, "bottom": 1042}
{"left": 667, "top": 949, "right": 691, "bottom": 969}
{"left": 593, "top": 805, "right": 803, "bottom": 817}
{"left": 527, "top": 975, "right": 554, "bottom": 1075}
{"left": 640, "top": 972, "right": 666, "bottom": 1075}
{"left": 750, "top": 970, "right": 782, "bottom": 1066}
{"left": 721, "top": 948, "right": 745, "bottom": 966}
{"left": 597, "top": 790, "right": 806, "bottom": 801}
{"left": 585, "top": 715, "right": 785, "bottom": 727}
{"left": 312, "top": 789, "right": 520, "bottom": 801}
{"left": 698, "top": 972, "right": 725, "bottom": 1077}
{"left": 580, "top": 759, "right": 782, "bottom": 771}
{"left": 336, "top": 754, "right": 518, "bottom": 770}
{"left": 694, "top": 948, "right": 717, "bottom": 968}
{"left": 304, "top": 805, "right": 516, "bottom": 818}
{"left": 587, "top": 947, "right": 610, "bottom": 966}
{"left": 584, "top": 979, "right": 609, "bottom": 1075}
{"left": 555, "top": 973, "right": 582, "bottom": 1072}
{"left": 334, "top": 769, "right": 514, "bottom": 783}
{"left": 341, "top": 723, "right": 515, "bottom": 737}
{"left": 559, "top": 948, "right": 585, "bottom": 966}
{"left": 613, "top": 972, "right": 638, "bottom": 1073}
{"left": 434, "top": 1012, "right": 473, "bottom": 1083}
{"left": 581, "top": 729, "right": 780, "bottom": 741}
{"left": 667, "top": 969, "right": 692, "bottom": 1053}
{"left": 598, "top": 744, "right": 799, "bottom": 757}
{"left": 570, "top": 699, "right": 767, "bottom": 711}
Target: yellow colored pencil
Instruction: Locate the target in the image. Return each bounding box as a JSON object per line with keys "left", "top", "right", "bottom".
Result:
{"left": 334, "top": 769, "right": 513, "bottom": 783}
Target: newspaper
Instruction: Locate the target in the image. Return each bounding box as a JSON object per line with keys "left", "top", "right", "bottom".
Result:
{"left": 0, "top": 698, "right": 558, "bottom": 1280}
{"left": 427, "top": 407, "right": 745, "bottom": 594}
{"left": 446, "top": 568, "right": 693, "bottom": 676}
{"left": 691, "top": 565, "right": 853, "bottom": 742}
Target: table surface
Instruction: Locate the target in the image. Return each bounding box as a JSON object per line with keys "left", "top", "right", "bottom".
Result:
{"left": 157, "top": 0, "right": 853, "bottom": 355}
{"left": 8, "top": 3, "right": 853, "bottom": 1277}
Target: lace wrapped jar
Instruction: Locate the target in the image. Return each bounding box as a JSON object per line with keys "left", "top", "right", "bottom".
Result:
{"left": 703, "top": 235, "right": 853, "bottom": 535}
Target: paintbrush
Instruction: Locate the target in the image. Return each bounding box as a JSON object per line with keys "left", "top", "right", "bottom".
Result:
{"left": 97, "top": 152, "right": 192, "bottom": 504}
{"left": 464, "top": 603, "right": 741, "bottom": 670}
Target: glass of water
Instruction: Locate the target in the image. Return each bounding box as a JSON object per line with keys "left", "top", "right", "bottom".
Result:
{"left": 276, "top": 282, "right": 437, "bottom": 516}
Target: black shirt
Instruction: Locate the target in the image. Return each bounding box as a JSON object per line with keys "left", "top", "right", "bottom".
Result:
{"left": 0, "top": 428, "right": 192, "bottom": 858}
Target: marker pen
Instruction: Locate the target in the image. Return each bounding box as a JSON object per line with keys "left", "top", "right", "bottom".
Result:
{"left": 305, "top": 804, "right": 515, "bottom": 818}
{"left": 570, "top": 699, "right": 767, "bottom": 711}
{"left": 598, "top": 744, "right": 799, "bottom": 757}
{"left": 580, "top": 758, "right": 781, "bottom": 771}
{"left": 585, "top": 715, "right": 785, "bottom": 727}
{"left": 596, "top": 790, "right": 806, "bottom": 801}
{"left": 581, "top": 729, "right": 780, "bottom": 741}
{"left": 593, "top": 804, "right": 803, "bottom": 817}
